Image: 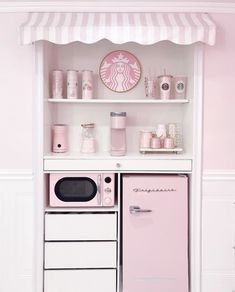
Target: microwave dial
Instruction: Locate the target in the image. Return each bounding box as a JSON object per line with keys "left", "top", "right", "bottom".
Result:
{"left": 104, "top": 187, "right": 112, "bottom": 194}
{"left": 104, "top": 176, "right": 112, "bottom": 183}
{"left": 104, "top": 197, "right": 112, "bottom": 206}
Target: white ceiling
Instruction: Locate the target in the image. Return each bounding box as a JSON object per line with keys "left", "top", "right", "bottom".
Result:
{"left": 1, "top": 0, "right": 235, "bottom": 2}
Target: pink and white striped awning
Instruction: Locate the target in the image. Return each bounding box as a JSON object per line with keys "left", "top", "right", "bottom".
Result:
{"left": 20, "top": 12, "right": 216, "bottom": 46}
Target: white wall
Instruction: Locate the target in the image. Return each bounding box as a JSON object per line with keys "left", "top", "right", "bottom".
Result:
{"left": 0, "top": 13, "right": 33, "bottom": 171}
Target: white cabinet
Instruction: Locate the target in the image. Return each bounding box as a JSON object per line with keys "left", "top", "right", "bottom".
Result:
{"left": 44, "top": 269, "right": 116, "bottom": 292}
{"left": 44, "top": 212, "right": 118, "bottom": 292}
{"left": 45, "top": 213, "right": 117, "bottom": 240}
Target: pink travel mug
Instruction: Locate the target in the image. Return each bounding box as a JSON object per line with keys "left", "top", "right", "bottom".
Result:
{"left": 158, "top": 75, "right": 173, "bottom": 99}
{"left": 82, "top": 70, "right": 93, "bottom": 99}
{"left": 52, "top": 124, "right": 68, "bottom": 153}
{"left": 174, "top": 76, "right": 187, "bottom": 99}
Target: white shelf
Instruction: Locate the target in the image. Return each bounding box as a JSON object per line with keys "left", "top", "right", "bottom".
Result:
{"left": 140, "top": 148, "right": 183, "bottom": 154}
{"left": 44, "top": 151, "right": 190, "bottom": 160}
{"left": 48, "top": 98, "right": 189, "bottom": 104}
{"left": 45, "top": 205, "right": 119, "bottom": 213}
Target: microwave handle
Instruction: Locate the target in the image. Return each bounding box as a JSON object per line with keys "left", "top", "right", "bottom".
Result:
{"left": 97, "top": 174, "right": 102, "bottom": 205}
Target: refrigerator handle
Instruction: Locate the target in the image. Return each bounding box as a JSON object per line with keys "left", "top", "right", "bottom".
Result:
{"left": 129, "top": 205, "right": 152, "bottom": 214}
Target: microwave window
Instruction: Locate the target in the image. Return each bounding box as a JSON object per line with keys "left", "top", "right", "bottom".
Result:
{"left": 54, "top": 177, "right": 97, "bottom": 202}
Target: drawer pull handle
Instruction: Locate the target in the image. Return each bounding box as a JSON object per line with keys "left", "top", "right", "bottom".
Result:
{"left": 130, "top": 205, "right": 152, "bottom": 214}
{"left": 116, "top": 163, "right": 121, "bottom": 168}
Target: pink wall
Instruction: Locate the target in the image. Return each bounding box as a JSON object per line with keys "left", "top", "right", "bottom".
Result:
{"left": 0, "top": 13, "right": 233, "bottom": 171}
{"left": 203, "top": 14, "right": 235, "bottom": 170}
{"left": 0, "top": 13, "right": 33, "bottom": 171}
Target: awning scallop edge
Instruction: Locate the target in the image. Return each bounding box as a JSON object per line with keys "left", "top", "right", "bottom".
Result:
{"left": 19, "top": 12, "right": 216, "bottom": 46}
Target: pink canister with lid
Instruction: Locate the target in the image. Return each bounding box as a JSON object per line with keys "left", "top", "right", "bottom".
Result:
{"left": 52, "top": 124, "right": 68, "bottom": 153}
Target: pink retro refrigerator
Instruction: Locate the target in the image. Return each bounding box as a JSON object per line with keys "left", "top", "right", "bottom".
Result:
{"left": 122, "top": 174, "right": 188, "bottom": 292}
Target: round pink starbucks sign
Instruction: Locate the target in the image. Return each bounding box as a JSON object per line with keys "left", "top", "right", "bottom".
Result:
{"left": 100, "top": 50, "right": 141, "bottom": 93}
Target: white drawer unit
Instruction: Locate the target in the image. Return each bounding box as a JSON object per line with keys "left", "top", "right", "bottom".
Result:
{"left": 45, "top": 213, "right": 117, "bottom": 241}
{"left": 44, "top": 158, "right": 192, "bottom": 172}
{"left": 45, "top": 241, "right": 117, "bottom": 269}
{"left": 44, "top": 269, "right": 117, "bottom": 292}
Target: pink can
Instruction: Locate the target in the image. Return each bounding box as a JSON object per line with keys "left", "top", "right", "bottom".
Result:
{"left": 82, "top": 70, "right": 93, "bottom": 99}
{"left": 52, "top": 70, "right": 63, "bottom": 99}
{"left": 52, "top": 124, "right": 68, "bottom": 153}
{"left": 67, "top": 70, "right": 78, "bottom": 99}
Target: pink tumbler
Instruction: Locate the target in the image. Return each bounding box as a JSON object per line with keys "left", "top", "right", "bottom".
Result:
{"left": 110, "top": 112, "right": 127, "bottom": 156}
{"left": 52, "top": 124, "right": 68, "bottom": 153}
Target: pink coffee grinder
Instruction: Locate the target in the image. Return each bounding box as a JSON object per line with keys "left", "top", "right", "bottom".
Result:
{"left": 110, "top": 112, "right": 127, "bottom": 156}
{"left": 52, "top": 124, "right": 68, "bottom": 153}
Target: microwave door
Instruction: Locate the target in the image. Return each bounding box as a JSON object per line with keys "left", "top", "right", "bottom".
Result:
{"left": 54, "top": 177, "right": 97, "bottom": 203}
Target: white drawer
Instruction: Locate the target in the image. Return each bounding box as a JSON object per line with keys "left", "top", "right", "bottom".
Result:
{"left": 45, "top": 213, "right": 117, "bottom": 241}
{"left": 44, "top": 269, "right": 116, "bottom": 292}
{"left": 45, "top": 241, "right": 117, "bottom": 268}
{"left": 44, "top": 158, "right": 192, "bottom": 172}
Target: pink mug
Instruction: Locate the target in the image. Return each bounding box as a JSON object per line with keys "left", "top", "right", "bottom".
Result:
{"left": 151, "top": 137, "right": 161, "bottom": 149}
{"left": 164, "top": 137, "right": 174, "bottom": 149}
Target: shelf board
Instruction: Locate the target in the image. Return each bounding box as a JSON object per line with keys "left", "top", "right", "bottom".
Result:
{"left": 45, "top": 205, "right": 119, "bottom": 213}
{"left": 48, "top": 98, "right": 189, "bottom": 104}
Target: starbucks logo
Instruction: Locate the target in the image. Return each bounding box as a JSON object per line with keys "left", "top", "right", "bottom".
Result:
{"left": 162, "top": 83, "right": 169, "bottom": 91}
{"left": 176, "top": 81, "right": 185, "bottom": 93}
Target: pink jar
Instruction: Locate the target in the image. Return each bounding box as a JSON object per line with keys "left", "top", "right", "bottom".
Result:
{"left": 139, "top": 130, "right": 152, "bottom": 148}
{"left": 82, "top": 70, "right": 93, "bottom": 99}
{"left": 52, "top": 124, "right": 68, "bottom": 153}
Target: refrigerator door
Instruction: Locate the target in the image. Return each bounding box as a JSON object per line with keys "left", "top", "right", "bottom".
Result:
{"left": 122, "top": 174, "right": 188, "bottom": 292}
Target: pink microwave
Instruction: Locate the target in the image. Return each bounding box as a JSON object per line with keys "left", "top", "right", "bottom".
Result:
{"left": 49, "top": 173, "right": 115, "bottom": 207}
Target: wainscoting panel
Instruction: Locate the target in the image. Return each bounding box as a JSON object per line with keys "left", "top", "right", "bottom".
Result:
{"left": 202, "top": 170, "right": 235, "bottom": 292}
{"left": 0, "top": 171, "right": 34, "bottom": 292}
